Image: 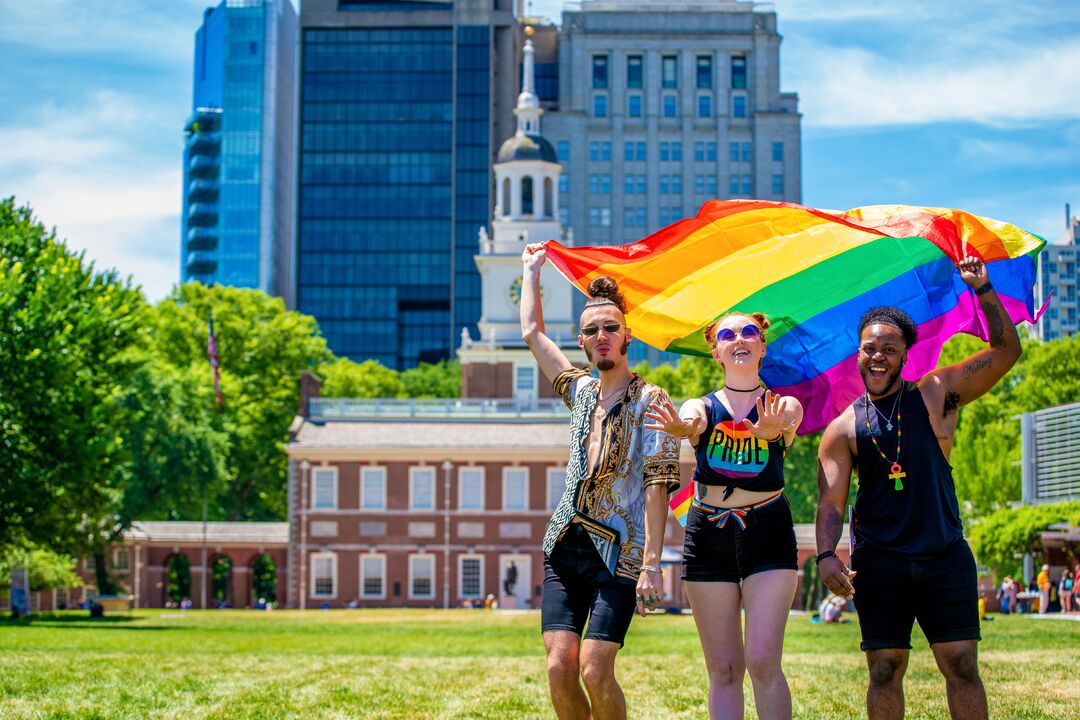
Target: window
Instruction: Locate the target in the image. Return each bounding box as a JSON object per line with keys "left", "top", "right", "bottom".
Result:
{"left": 742, "top": 175, "right": 752, "bottom": 195}
{"left": 707, "top": 142, "right": 717, "bottom": 161}
{"left": 772, "top": 174, "right": 784, "bottom": 195}
{"left": 312, "top": 467, "right": 337, "bottom": 509}
{"left": 515, "top": 364, "right": 537, "bottom": 400}
{"left": 628, "top": 95, "right": 642, "bottom": 117}
{"left": 409, "top": 554, "right": 435, "bottom": 599}
{"left": 459, "top": 467, "right": 484, "bottom": 510}
{"left": 558, "top": 175, "right": 568, "bottom": 193}
{"left": 592, "top": 55, "right": 608, "bottom": 89}
{"left": 772, "top": 141, "right": 784, "bottom": 162}
{"left": 671, "top": 174, "right": 682, "bottom": 193}
{"left": 590, "top": 175, "right": 600, "bottom": 194}
{"left": 624, "top": 175, "right": 635, "bottom": 194}
{"left": 557, "top": 140, "right": 570, "bottom": 161}
{"left": 589, "top": 142, "right": 599, "bottom": 161}
{"left": 660, "top": 142, "right": 669, "bottom": 162}
{"left": 114, "top": 548, "right": 130, "bottom": 571}
{"left": 662, "top": 55, "right": 678, "bottom": 88}
{"left": 360, "top": 554, "right": 386, "bottom": 599}
{"left": 594, "top": 94, "right": 607, "bottom": 118}
{"left": 733, "top": 94, "right": 747, "bottom": 118}
{"left": 636, "top": 142, "right": 646, "bottom": 161}
{"left": 459, "top": 555, "right": 483, "bottom": 598}
{"left": 601, "top": 207, "right": 611, "bottom": 226}
{"left": 731, "top": 55, "right": 747, "bottom": 89}
{"left": 637, "top": 207, "right": 647, "bottom": 227}
{"left": 599, "top": 142, "right": 611, "bottom": 161}
{"left": 627, "top": 55, "right": 643, "bottom": 88}
{"left": 694, "top": 142, "right": 704, "bottom": 161}
{"left": 84, "top": 556, "right": 97, "bottom": 572}
{"left": 696, "top": 55, "right": 713, "bottom": 89}
{"left": 361, "top": 467, "right": 387, "bottom": 510}
{"left": 312, "top": 553, "right": 336, "bottom": 598}
{"left": 671, "top": 142, "right": 682, "bottom": 161}
{"left": 410, "top": 466, "right": 435, "bottom": 511}
{"left": 662, "top": 94, "right": 677, "bottom": 118}
{"left": 695, "top": 175, "right": 705, "bottom": 194}
{"left": 659, "top": 176, "right": 668, "bottom": 194}
{"left": 698, "top": 95, "right": 712, "bottom": 118}
{"left": 624, "top": 142, "right": 635, "bottom": 161}
{"left": 741, "top": 142, "right": 751, "bottom": 162}
{"left": 503, "top": 467, "right": 529, "bottom": 510}
{"left": 707, "top": 175, "right": 717, "bottom": 195}
{"left": 729, "top": 176, "right": 740, "bottom": 195}
{"left": 547, "top": 466, "right": 567, "bottom": 510}
{"left": 729, "top": 142, "right": 740, "bottom": 162}
{"left": 559, "top": 207, "right": 569, "bottom": 226}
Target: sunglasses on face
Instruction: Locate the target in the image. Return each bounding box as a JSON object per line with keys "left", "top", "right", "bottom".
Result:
{"left": 580, "top": 322, "right": 623, "bottom": 337}
{"left": 715, "top": 325, "right": 762, "bottom": 343}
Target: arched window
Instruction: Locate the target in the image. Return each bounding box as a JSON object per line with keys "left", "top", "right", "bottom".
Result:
{"left": 501, "top": 178, "right": 511, "bottom": 217}
{"left": 543, "top": 177, "right": 553, "bottom": 218}
{"left": 522, "top": 176, "right": 534, "bottom": 216}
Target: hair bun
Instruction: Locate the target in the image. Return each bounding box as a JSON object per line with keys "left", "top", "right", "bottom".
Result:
{"left": 750, "top": 312, "right": 771, "bottom": 331}
{"left": 585, "top": 276, "right": 627, "bottom": 314}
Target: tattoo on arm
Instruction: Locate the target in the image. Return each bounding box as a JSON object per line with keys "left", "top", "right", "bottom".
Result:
{"left": 962, "top": 358, "right": 992, "bottom": 380}
{"left": 943, "top": 391, "right": 961, "bottom": 417}
{"left": 981, "top": 300, "right": 1007, "bottom": 348}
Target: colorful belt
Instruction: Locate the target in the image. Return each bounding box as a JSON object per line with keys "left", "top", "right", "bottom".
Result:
{"left": 691, "top": 492, "right": 783, "bottom": 529}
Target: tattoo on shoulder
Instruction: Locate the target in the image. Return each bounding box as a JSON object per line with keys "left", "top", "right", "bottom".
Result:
{"left": 981, "top": 301, "right": 1007, "bottom": 348}
{"left": 943, "top": 391, "right": 961, "bottom": 417}
{"left": 962, "top": 357, "right": 991, "bottom": 380}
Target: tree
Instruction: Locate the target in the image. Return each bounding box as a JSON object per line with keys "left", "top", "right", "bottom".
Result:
{"left": 401, "top": 359, "right": 461, "bottom": 398}
{"left": 968, "top": 502, "right": 1080, "bottom": 579}
{"left": 319, "top": 357, "right": 405, "bottom": 398}
{"left": 146, "top": 283, "right": 332, "bottom": 520}
{"left": 0, "top": 543, "right": 83, "bottom": 594}
{"left": 0, "top": 197, "right": 145, "bottom": 553}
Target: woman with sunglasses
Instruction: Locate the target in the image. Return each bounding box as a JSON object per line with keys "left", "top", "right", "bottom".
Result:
{"left": 646, "top": 312, "right": 803, "bottom": 720}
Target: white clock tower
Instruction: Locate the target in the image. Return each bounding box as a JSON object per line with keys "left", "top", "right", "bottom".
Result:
{"left": 458, "top": 27, "right": 583, "bottom": 402}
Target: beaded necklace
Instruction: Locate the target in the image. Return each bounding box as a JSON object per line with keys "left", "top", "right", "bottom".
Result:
{"left": 864, "top": 382, "right": 907, "bottom": 491}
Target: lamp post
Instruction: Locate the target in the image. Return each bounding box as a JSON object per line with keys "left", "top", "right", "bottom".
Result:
{"left": 299, "top": 460, "right": 310, "bottom": 611}
{"left": 441, "top": 460, "right": 453, "bottom": 610}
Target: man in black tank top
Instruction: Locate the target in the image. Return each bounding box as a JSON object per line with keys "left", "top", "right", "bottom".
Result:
{"left": 815, "top": 256, "right": 1022, "bottom": 720}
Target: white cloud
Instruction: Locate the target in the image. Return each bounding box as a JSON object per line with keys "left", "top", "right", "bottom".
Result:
{"left": 0, "top": 90, "right": 182, "bottom": 302}
{"left": 788, "top": 41, "right": 1080, "bottom": 128}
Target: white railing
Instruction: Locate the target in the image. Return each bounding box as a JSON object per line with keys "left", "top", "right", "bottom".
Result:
{"left": 309, "top": 397, "right": 568, "bottom": 420}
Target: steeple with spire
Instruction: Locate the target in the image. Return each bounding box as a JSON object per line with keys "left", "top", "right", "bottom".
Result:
{"left": 457, "top": 24, "right": 580, "bottom": 402}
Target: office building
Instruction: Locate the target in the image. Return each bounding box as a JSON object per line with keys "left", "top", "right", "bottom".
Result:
{"left": 1037, "top": 212, "right": 1080, "bottom": 340}
{"left": 181, "top": 0, "right": 297, "bottom": 298}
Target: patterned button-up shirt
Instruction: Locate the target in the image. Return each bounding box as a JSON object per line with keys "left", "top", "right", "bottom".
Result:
{"left": 542, "top": 369, "right": 681, "bottom": 581}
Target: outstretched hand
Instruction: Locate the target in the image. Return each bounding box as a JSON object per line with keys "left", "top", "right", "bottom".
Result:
{"left": 957, "top": 254, "right": 988, "bottom": 289}
{"left": 645, "top": 398, "right": 703, "bottom": 439}
{"left": 745, "top": 390, "right": 787, "bottom": 440}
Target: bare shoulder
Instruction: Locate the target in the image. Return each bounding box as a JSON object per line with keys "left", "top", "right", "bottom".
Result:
{"left": 820, "top": 404, "right": 857, "bottom": 457}
{"left": 678, "top": 397, "right": 707, "bottom": 416}
{"left": 918, "top": 372, "right": 958, "bottom": 419}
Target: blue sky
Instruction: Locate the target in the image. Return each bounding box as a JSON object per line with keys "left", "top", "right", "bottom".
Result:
{"left": 2, "top": 0, "right": 1078, "bottom": 302}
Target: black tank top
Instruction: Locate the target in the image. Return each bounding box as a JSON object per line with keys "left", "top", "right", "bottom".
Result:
{"left": 692, "top": 392, "right": 785, "bottom": 498}
{"left": 854, "top": 382, "right": 963, "bottom": 559}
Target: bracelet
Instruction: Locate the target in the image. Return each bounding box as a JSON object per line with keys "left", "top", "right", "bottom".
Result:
{"left": 974, "top": 281, "right": 994, "bottom": 296}
{"left": 640, "top": 564, "right": 663, "bottom": 575}
{"left": 815, "top": 550, "right": 838, "bottom": 564}
{"left": 766, "top": 431, "right": 783, "bottom": 443}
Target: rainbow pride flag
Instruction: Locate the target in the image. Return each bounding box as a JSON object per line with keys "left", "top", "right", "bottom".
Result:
{"left": 545, "top": 200, "right": 1046, "bottom": 438}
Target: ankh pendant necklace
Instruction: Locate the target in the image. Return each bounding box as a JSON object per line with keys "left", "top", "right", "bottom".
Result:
{"left": 865, "top": 384, "right": 907, "bottom": 491}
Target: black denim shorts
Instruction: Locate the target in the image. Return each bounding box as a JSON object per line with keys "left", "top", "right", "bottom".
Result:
{"left": 852, "top": 538, "right": 981, "bottom": 651}
{"left": 682, "top": 493, "right": 798, "bottom": 583}
{"left": 541, "top": 523, "right": 637, "bottom": 646}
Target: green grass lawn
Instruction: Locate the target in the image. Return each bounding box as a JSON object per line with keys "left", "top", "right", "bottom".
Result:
{"left": 1, "top": 609, "right": 1076, "bottom": 719}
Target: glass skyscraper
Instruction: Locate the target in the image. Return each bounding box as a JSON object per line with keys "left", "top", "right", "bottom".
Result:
{"left": 296, "top": 0, "right": 515, "bottom": 369}
{"left": 181, "top": 0, "right": 297, "bottom": 299}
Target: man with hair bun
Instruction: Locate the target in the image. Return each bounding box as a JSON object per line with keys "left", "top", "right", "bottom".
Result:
{"left": 521, "top": 242, "right": 680, "bottom": 720}
{"left": 816, "top": 256, "right": 1021, "bottom": 720}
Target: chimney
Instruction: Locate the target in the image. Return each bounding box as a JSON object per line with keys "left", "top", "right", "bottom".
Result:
{"left": 298, "top": 371, "right": 322, "bottom": 418}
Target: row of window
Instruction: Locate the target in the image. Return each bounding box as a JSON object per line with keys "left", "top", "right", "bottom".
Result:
{"left": 309, "top": 552, "right": 490, "bottom": 601}
{"left": 592, "top": 54, "right": 746, "bottom": 91}
{"left": 309, "top": 465, "right": 567, "bottom": 512}
{"left": 580, "top": 141, "right": 785, "bottom": 164}
{"left": 593, "top": 92, "right": 745, "bottom": 119}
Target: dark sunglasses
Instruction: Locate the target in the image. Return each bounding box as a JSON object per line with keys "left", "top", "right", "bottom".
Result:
{"left": 581, "top": 322, "right": 623, "bottom": 337}
{"left": 715, "top": 325, "right": 761, "bottom": 343}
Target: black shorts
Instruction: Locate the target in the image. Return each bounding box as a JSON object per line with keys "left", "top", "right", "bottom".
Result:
{"left": 852, "top": 539, "right": 981, "bottom": 651}
{"left": 682, "top": 493, "right": 798, "bottom": 583}
{"left": 541, "top": 523, "right": 637, "bottom": 646}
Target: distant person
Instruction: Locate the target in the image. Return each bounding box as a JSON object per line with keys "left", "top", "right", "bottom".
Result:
{"left": 1059, "top": 570, "right": 1074, "bottom": 614}
{"left": 1037, "top": 565, "right": 1051, "bottom": 615}
{"left": 997, "top": 577, "right": 1017, "bottom": 615}
{"left": 817, "top": 257, "right": 1020, "bottom": 720}
{"left": 504, "top": 561, "right": 518, "bottom": 597}
{"left": 819, "top": 594, "right": 850, "bottom": 624}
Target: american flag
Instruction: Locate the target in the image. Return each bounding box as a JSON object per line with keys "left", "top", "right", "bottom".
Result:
{"left": 207, "top": 311, "right": 222, "bottom": 405}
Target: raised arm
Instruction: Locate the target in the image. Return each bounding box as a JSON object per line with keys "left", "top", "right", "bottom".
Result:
{"left": 815, "top": 409, "right": 856, "bottom": 599}
{"left": 520, "top": 242, "right": 574, "bottom": 384}
{"left": 923, "top": 255, "right": 1022, "bottom": 407}
{"left": 645, "top": 397, "right": 707, "bottom": 445}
